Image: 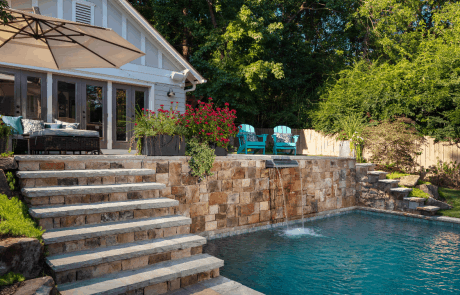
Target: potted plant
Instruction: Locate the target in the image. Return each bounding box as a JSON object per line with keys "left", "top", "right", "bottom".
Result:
{"left": 0, "top": 116, "right": 13, "bottom": 154}
{"left": 130, "top": 102, "right": 186, "bottom": 156}
{"left": 178, "top": 97, "right": 238, "bottom": 156}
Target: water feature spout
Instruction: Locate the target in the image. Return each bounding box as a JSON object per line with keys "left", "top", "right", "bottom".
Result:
{"left": 266, "top": 157, "right": 300, "bottom": 230}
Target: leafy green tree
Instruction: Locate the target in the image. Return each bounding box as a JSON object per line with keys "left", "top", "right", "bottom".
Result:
{"left": 314, "top": 1, "right": 460, "bottom": 142}
{"left": 0, "top": 0, "right": 13, "bottom": 23}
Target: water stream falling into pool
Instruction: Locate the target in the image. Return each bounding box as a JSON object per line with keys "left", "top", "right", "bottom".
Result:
{"left": 275, "top": 167, "right": 289, "bottom": 230}
{"left": 299, "top": 165, "right": 304, "bottom": 229}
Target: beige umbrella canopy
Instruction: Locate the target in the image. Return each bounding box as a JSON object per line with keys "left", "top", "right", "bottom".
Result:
{"left": 0, "top": 8, "right": 145, "bottom": 70}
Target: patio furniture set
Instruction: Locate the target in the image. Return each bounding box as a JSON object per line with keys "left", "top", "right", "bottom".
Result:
{"left": 2, "top": 116, "right": 101, "bottom": 155}
{"left": 237, "top": 125, "right": 299, "bottom": 155}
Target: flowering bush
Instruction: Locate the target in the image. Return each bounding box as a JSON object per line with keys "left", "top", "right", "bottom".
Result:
{"left": 178, "top": 98, "right": 238, "bottom": 149}
{"left": 130, "top": 102, "right": 185, "bottom": 153}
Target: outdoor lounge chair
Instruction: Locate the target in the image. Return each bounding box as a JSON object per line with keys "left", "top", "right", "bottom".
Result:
{"left": 272, "top": 125, "right": 299, "bottom": 155}
{"left": 237, "top": 124, "right": 268, "bottom": 154}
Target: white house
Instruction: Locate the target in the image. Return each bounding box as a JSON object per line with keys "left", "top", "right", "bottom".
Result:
{"left": 1, "top": 0, "right": 206, "bottom": 149}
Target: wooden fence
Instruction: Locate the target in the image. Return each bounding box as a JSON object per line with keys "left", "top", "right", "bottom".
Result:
{"left": 239, "top": 128, "right": 460, "bottom": 168}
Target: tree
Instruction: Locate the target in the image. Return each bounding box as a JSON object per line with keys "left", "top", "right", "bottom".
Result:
{"left": 313, "top": 2, "right": 460, "bottom": 142}
{"left": 0, "top": 0, "right": 13, "bottom": 23}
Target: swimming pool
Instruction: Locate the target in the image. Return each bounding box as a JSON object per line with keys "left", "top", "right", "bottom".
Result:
{"left": 204, "top": 212, "right": 460, "bottom": 294}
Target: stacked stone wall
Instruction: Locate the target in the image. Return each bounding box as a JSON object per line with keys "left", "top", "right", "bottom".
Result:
{"left": 16, "top": 156, "right": 357, "bottom": 236}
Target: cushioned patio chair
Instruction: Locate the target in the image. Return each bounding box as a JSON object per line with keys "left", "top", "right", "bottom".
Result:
{"left": 272, "top": 125, "right": 299, "bottom": 155}
{"left": 237, "top": 124, "right": 268, "bottom": 154}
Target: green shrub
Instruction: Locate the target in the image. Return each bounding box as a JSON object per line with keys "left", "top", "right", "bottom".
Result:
{"left": 386, "top": 172, "right": 410, "bottom": 179}
{"left": 185, "top": 138, "right": 215, "bottom": 180}
{"left": 361, "top": 120, "right": 426, "bottom": 172}
{"left": 5, "top": 172, "right": 17, "bottom": 191}
{"left": 0, "top": 194, "right": 44, "bottom": 241}
{"left": 0, "top": 272, "right": 25, "bottom": 286}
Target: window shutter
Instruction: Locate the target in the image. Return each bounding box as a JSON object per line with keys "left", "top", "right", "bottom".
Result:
{"left": 75, "top": 3, "right": 92, "bottom": 24}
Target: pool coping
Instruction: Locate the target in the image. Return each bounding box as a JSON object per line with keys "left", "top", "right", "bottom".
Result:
{"left": 201, "top": 206, "right": 460, "bottom": 240}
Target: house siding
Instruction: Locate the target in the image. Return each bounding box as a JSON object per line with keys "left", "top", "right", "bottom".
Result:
{"left": 92, "top": 0, "right": 103, "bottom": 27}
{"left": 154, "top": 84, "right": 186, "bottom": 113}
{"left": 63, "top": 0, "right": 72, "bottom": 21}
{"left": 127, "top": 20, "right": 142, "bottom": 65}
{"left": 107, "top": 1, "right": 122, "bottom": 36}
{"left": 145, "top": 39, "right": 159, "bottom": 68}
{"left": 162, "top": 56, "right": 180, "bottom": 71}
{"left": 38, "top": 0, "right": 57, "bottom": 18}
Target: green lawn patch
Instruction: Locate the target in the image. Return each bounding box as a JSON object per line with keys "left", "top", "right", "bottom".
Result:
{"left": 437, "top": 188, "right": 460, "bottom": 218}
{"left": 0, "top": 194, "right": 44, "bottom": 241}
{"left": 0, "top": 272, "right": 25, "bottom": 287}
{"left": 408, "top": 187, "right": 429, "bottom": 199}
{"left": 386, "top": 172, "right": 410, "bottom": 179}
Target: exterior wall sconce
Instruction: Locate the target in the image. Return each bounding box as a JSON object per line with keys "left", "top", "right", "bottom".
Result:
{"left": 167, "top": 89, "right": 175, "bottom": 97}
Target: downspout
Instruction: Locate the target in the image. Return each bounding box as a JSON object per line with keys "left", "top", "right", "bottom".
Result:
{"left": 185, "top": 81, "right": 197, "bottom": 93}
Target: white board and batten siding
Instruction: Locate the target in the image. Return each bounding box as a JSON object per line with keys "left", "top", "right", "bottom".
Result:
{"left": 154, "top": 84, "right": 186, "bottom": 113}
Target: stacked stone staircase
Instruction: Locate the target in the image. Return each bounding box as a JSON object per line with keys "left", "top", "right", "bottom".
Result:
{"left": 356, "top": 164, "right": 440, "bottom": 215}
{"left": 16, "top": 163, "right": 224, "bottom": 295}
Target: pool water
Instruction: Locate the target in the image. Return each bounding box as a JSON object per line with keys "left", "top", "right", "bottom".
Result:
{"left": 204, "top": 213, "right": 460, "bottom": 294}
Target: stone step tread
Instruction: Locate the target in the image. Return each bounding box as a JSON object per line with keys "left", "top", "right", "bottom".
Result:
{"left": 22, "top": 183, "right": 166, "bottom": 198}
{"left": 43, "top": 215, "right": 191, "bottom": 245}
{"left": 356, "top": 163, "right": 375, "bottom": 167}
{"left": 367, "top": 171, "right": 388, "bottom": 175}
{"left": 47, "top": 234, "right": 207, "bottom": 273}
{"left": 29, "top": 198, "right": 179, "bottom": 219}
{"left": 417, "top": 206, "right": 440, "bottom": 212}
{"left": 378, "top": 179, "right": 399, "bottom": 184}
{"left": 390, "top": 187, "right": 412, "bottom": 193}
{"left": 404, "top": 197, "right": 425, "bottom": 202}
{"left": 17, "top": 169, "right": 155, "bottom": 179}
{"left": 58, "top": 254, "right": 224, "bottom": 295}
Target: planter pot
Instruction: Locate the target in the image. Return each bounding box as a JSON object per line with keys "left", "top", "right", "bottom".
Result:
{"left": 209, "top": 142, "right": 228, "bottom": 156}
{"left": 142, "top": 135, "right": 185, "bottom": 156}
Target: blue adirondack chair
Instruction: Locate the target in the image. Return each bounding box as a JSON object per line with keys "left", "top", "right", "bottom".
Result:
{"left": 237, "top": 124, "right": 268, "bottom": 154}
{"left": 272, "top": 126, "right": 299, "bottom": 155}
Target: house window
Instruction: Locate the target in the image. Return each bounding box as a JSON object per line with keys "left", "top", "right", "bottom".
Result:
{"left": 72, "top": 0, "right": 95, "bottom": 25}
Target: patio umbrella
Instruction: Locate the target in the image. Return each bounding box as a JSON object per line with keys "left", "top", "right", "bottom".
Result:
{"left": 0, "top": 8, "right": 145, "bottom": 70}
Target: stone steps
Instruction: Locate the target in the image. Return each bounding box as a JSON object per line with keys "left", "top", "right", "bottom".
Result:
{"left": 17, "top": 169, "right": 156, "bottom": 188}
{"left": 417, "top": 205, "right": 441, "bottom": 216}
{"left": 22, "top": 183, "right": 166, "bottom": 198}
{"left": 48, "top": 234, "right": 207, "bottom": 284}
{"left": 30, "top": 198, "right": 179, "bottom": 230}
{"left": 57, "top": 254, "right": 224, "bottom": 295}
{"left": 44, "top": 215, "right": 192, "bottom": 255}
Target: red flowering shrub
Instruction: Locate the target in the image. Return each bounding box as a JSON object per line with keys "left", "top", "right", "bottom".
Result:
{"left": 178, "top": 98, "right": 238, "bottom": 148}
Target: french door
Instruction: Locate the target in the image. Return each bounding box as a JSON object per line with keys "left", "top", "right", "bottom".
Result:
{"left": 53, "top": 76, "right": 107, "bottom": 148}
{"left": 0, "top": 67, "right": 46, "bottom": 120}
{"left": 112, "top": 84, "right": 148, "bottom": 149}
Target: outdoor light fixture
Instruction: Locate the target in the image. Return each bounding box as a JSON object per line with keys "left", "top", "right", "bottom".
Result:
{"left": 167, "top": 89, "right": 175, "bottom": 97}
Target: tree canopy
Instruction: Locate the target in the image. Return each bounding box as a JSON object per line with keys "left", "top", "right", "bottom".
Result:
{"left": 129, "top": 0, "right": 460, "bottom": 141}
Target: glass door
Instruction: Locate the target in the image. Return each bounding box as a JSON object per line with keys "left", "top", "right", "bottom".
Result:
{"left": 112, "top": 84, "right": 133, "bottom": 149}
{"left": 21, "top": 71, "right": 46, "bottom": 121}
{"left": 80, "top": 80, "right": 106, "bottom": 149}
{"left": 0, "top": 70, "right": 20, "bottom": 117}
{"left": 54, "top": 78, "right": 78, "bottom": 124}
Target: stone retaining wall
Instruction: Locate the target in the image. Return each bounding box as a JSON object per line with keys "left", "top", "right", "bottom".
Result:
{"left": 15, "top": 155, "right": 357, "bottom": 237}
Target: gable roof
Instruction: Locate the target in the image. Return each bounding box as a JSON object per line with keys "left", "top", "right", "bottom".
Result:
{"left": 117, "top": 0, "right": 206, "bottom": 84}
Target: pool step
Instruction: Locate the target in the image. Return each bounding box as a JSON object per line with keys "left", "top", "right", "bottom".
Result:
{"left": 44, "top": 215, "right": 191, "bottom": 255}
{"left": 30, "top": 198, "right": 179, "bottom": 230}
{"left": 48, "top": 234, "right": 207, "bottom": 284}
{"left": 57, "top": 254, "right": 224, "bottom": 295}
{"left": 417, "top": 205, "right": 440, "bottom": 216}
{"left": 17, "top": 169, "right": 156, "bottom": 188}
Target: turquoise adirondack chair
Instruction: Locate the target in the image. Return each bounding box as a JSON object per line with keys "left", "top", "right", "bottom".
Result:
{"left": 272, "top": 126, "right": 299, "bottom": 155}
{"left": 237, "top": 124, "right": 268, "bottom": 154}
